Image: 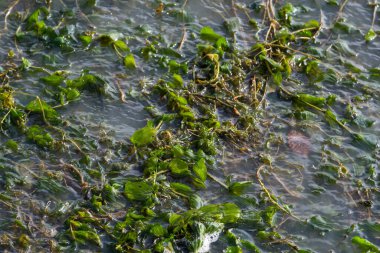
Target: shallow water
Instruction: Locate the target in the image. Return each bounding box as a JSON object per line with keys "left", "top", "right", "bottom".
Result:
{"left": 0, "top": 0, "right": 379, "bottom": 252}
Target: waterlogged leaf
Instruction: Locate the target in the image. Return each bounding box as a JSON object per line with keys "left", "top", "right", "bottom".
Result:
{"left": 193, "top": 158, "right": 207, "bottom": 182}
{"left": 278, "top": 3, "right": 294, "bottom": 26}
{"left": 79, "top": 35, "right": 92, "bottom": 46}
{"left": 26, "top": 125, "right": 54, "bottom": 148}
{"left": 168, "top": 74, "right": 184, "bottom": 89}
{"left": 308, "top": 215, "right": 333, "bottom": 232}
{"left": 241, "top": 240, "right": 261, "bottom": 253}
{"left": 40, "top": 72, "right": 67, "bottom": 86}
{"left": 223, "top": 17, "right": 241, "bottom": 34}
{"left": 324, "top": 109, "right": 338, "bottom": 127}
{"left": 169, "top": 158, "right": 190, "bottom": 176}
{"left": 305, "top": 60, "right": 324, "bottom": 82}
{"left": 259, "top": 55, "right": 284, "bottom": 71}
{"left": 150, "top": 224, "right": 166, "bottom": 237}
{"left": 229, "top": 181, "right": 252, "bottom": 196}
{"left": 124, "top": 181, "right": 154, "bottom": 201}
{"left": 325, "top": 0, "right": 338, "bottom": 6}
{"left": 158, "top": 48, "right": 182, "bottom": 58}
{"left": 21, "top": 57, "right": 32, "bottom": 70}
{"left": 64, "top": 88, "right": 81, "bottom": 101}
{"left": 189, "top": 194, "right": 203, "bottom": 209}
{"left": 257, "top": 231, "right": 281, "bottom": 240}
{"left": 199, "top": 203, "right": 241, "bottom": 223}
{"left": 261, "top": 206, "right": 277, "bottom": 226}
{"left": 170, "top": 182, "right": 193, "bottom": 195}
{"left": 332, "top": 41, "right": 357, "bottom": 57}
{"left": 352, "top": 133, "right": 376, "bottom": 151}
{"left": 296, "top": 94, "right": 325, "bottom": 108}
{"left": 26, "top": 99, "right": 59, "bottom": 122}
{"left": 272, "top": 72, "right": 282, "bottom": 86}
{"left": 225, "top": 246, "right": 243, "bottom": 253}
{"left": 113, "top": 40, "right": 129, "bottom": 52}
{"left": 37, "top": 177, "right": 68, "bottom": 194}
{"left": 124, "top": 54, "right": 136, "bottom": 69}
{"left": 200, "top": 26, "right": 224, "bottom": 42}
{"left": 352, "top": 236, "right": 380, "bottom": 252}
{"left": 67, "top": 72, "right": 107, "bottom": 94}
{"left": 5, "top": 140, "right": 18, "bottom": 152}
{"left": 98, "top": 32, "right": 123, "bottom": 46}
{"left": 71, "top": 230, "right": 102, "bottom": 246}
{"left": 26, "top": 7, "right": 48, "bottom": 29}
{"left": 168, "top": 60, "right": 188, "bottom": 74}
{"left": 130, "top": 123, "right": 157, "bottom": 146}
{"left": 365, "top": 28, "right": 377, "bottom": 42}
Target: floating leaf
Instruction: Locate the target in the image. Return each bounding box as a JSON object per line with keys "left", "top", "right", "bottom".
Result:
{"left": 124, "top": 54, "right": 136, "bottom": 69}
{"left": 26, "top": 125, "right": 54, "bottom": 148}
{"left": 352, "top": 236, "right": 380, "bottom": 252}
{"left": 170, "top": 182, "right": 193, "bottom": 195}
{"left": 200, "top": 26, "right": 224, "bottom": 42}
{"left": 26, "top": 98, "right": 59, "bottom": 123}
{"left": 259, "top": 55, "right": 284, "bottom": 71}
{"left": 295, "top": 93, "right": 325, "bottom": 108}
{"left": 309, "top": 215, "right": 333, "bottom": 232}
{"left": 169, "top": 158, "right": 190, "bottom": 177}
{"left": 130, "top": 122, "right": 157, "bottom": 146}
{"left": 365, "top": 28, "right": 377, "bottom": 42}
{"left": 229, "top": 181, "right": 252, "bottom": 196}
{"left": 124, "top": 181, "right": 154, "bottom": 201}
{"left": 113, "top": 40, "right": 129, "bottom": 52}
{"left": 193, "top": 158, "right": 207, "bottom": 182}
{"left": 40, "top": 72, "right": 67, "bottom": 86}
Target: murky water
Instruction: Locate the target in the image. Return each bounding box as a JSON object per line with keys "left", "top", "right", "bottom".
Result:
{"left": 0, "top": 0, "right": 379, "bottom": 252}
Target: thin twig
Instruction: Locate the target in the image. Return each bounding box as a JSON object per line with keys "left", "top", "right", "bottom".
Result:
{"left": 177, "top": 27, "right": 187, "bottom": 51}
{"left": 207, "top": 172, "right": 228, "bottom": 189}
{"left": 2, "top": 0, "right": 20, "bottom": 33}
{"left": 115, "top": 79, "right": 126, "bottom": 103}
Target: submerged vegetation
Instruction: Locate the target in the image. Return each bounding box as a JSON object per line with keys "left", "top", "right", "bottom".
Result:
{"left": 0, "top": 0, "right": 379, "bottom": 252}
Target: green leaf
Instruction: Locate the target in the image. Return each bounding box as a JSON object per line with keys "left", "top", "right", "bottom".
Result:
{"left": 225, "top": 246, "right": 243, "bottom": 253}
{"left": 65, "top": 88, "right": 81, "bottom": 101}
{"left": 324, "top": 109, "right": 338, "bottom": 127}
{"left": 352, "top": 236, "right": 380, "bottom": 252}
{"left": 200, "top": 26, "right": 224, "bottom": 42}
{"left": 21, "top": 57, "right": 32, "bottom": 70}
{"left": 169, "top": 158, "right": 190, "bottom": 177}
{"left": 150, "top": 224, "right": 166, "bottom": 237}
{"left": 296, "top": 93, "right": 326, "bottom": 108}
{"left": 130, "top": 123, "right": 157, "bottom": 146}
{"left": 199, "top": 203, "right": 241, "bottom": 223}
{"left": 365, "top": 28, "right": 377, "bottom": 42}
{"left": 40, "top": 72, "right": 67, "bottom": 86}
{"left": 26, "top": 125, "right": 54, "bottom": 148}
{"left": 5, "top": 140, "right": 18, "bottom": 152}
{"left": 259, "top": 55, "right": 284, "bottom": 71}
{"left": 124, "top": 181, "right": 154, "bottom": 201}
{"left": 79, "top": 35, "right": 92, "bottom": 46}
{"left": 171, "top": 74, "right": 183, "bottom": 88}
{"left": 272, "top": 72, "right": 282, "bottom": 86}
{"left": 113, "top": 40, "right": 129, "bottom": 52}
{"left": 170, "top": 182, "right": 193, "bottom": 195}
{"left": 67, "top": 72, "right": 107, "bottom": 94}
{"left": 26, "top": 99, "right": 59, "bottom": 123}
{"left": 229, "top": 181, "right": 252, "bottom": 196}
{"left": 309, "top": 215, "right": 333, "bottom": 232}
{"left": 124, "top": 54, "right": 136, "bottom": 69}
{"left": 193, "top": 158, "right": 207, "bottom": 182}
{"left": 158, "top": 48, "right": 182, "bottom": 58}
{"left": 71, "top": 230, "right": 102, "bottom": 246}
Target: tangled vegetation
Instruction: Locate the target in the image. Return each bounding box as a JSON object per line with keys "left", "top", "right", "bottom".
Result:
{"left": 0, "top": 0, "right": 379, "bottom": 252}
